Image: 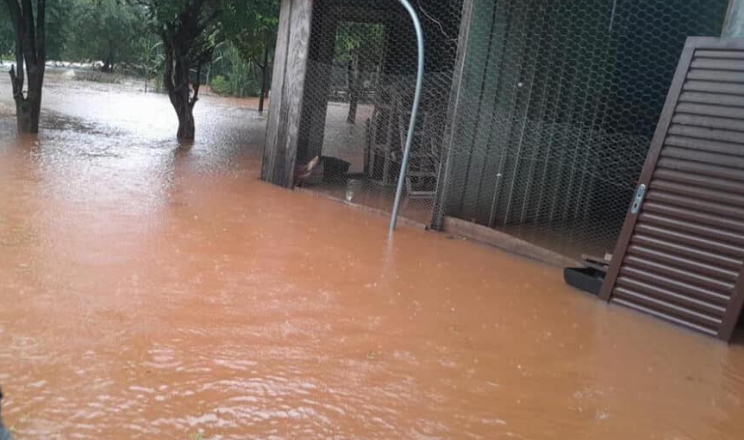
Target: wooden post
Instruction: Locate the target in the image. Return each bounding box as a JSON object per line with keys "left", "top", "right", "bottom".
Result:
{"left": 430, "top": 0, "right": 476, "bottom": 230}
{"left": 262, "top": 0, "right": 314, "bottom": 188}
{"left": 724, "top": 0, "right": 744, "bottom": 37}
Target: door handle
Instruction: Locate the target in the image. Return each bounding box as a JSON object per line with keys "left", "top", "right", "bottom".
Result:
{"left": 631, "top": 184, "right": 646, "bottom": 215}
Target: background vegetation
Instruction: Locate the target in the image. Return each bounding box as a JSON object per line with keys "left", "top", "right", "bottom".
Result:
{"left": 0, "top": 0, "right": 278, "bottom": 99}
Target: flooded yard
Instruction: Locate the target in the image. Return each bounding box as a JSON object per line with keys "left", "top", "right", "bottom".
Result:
{"left": 1, "top": 72, "right": 744, "bottom": 439}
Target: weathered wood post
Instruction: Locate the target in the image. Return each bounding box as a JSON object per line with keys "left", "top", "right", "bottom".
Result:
{"left": 430, "top": 0, "right": 475, "bottom": 230}
{"left": 262, "top": 0, "right": 314, "bottom": 187}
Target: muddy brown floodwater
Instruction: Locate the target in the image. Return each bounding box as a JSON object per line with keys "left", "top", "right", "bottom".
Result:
{"left": 1, "top": 71, "right": 744, "bottom": 440}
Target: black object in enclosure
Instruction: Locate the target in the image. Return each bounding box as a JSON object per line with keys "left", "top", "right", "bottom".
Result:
{"left": 564, "top": 267, "right": 605, "bottom": 296}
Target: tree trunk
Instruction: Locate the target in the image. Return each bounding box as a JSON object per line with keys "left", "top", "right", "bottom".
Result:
{"left": 9, "top": 60, "right": 44, "bottom": 136}
{"left": 101, "top": 51, "right": 114, "bottom": 72}
{"left": 162, "top": 38, "right": 199, "bottom": 141}
{"left": 157, "top": 0, "right": 215, "bottom": 141}
{"left": 258, "top": 44, "right": 270, "bottom": 114}
{"left": 14, "top": 91, "right": 40, "bottom": 133}
{"left": 15, "top": 100, "right": 33, "bottom": 133}
{"left": 5, "top": 0, "right": 47, "bottom": 134}
{"left": 176, "top": 104, "right": 196, "bottom": 140}
{"left": 167, "top": 79, "right": 197, "bottom": 141}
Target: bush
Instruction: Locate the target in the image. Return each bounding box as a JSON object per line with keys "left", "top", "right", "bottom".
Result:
{"left": 73, "top": 70, "right": 122, "bottom": 84}
{"left": 209, "top": 43, "right": 264, "bottom": 98}
{"left": 210, "top": 75, "right": 231, "bottom": 96}
{"left": 211, "top": 73, "right": 261, "bottom": 97}
{"left": 229, "top": 74, "right": 262, "bottom": 97}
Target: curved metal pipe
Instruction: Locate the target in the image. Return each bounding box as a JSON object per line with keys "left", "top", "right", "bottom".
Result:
{"left": 389, "top": 0, "right": 425, "bottom": 233}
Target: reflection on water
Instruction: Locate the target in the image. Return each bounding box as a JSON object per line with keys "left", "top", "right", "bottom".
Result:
{"left": 1, "top": 72, "right": 744, "bottom": 439}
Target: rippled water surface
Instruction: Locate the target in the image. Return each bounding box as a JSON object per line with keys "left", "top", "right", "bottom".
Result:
{"left": 1, "top": 72, "right": 744, "bottom": 439}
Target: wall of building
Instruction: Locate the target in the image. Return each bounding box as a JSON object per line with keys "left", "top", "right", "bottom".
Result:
{"left": 437, "top": 0, "right": 731, "bottom": 258}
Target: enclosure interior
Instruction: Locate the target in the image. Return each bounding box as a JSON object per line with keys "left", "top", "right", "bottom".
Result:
{"left": 293, "top": 0, "right": 730, "bottom": 261}
{"left": 295, "top": 0, "right": 463, "bottom": 223}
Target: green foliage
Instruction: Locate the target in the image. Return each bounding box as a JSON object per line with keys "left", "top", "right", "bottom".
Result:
{"left": 0, "top": 0, "right": 68, "bottom": 60}
{"left": 2, "top": 0, "right": 146, "bottom": 67}
{"left": 131, "top": 0, "right": 279, "bottom": 97}
{"left": 65, "top": 0, "right": 148, "bottom": 68}
{"left": 214, "top": 1, "right": 279, "bottom": 99}
{"left": 1, "top": 0, "right": 282, "bottom": 101}
{"left": 209, "top": 75, "right": 230, "bottom": 95}
{"left": 334, "top": 22, "right": 385, "bottom": 66}
{"left": 139, "top": 36, "right": 164, "bottom": 90}
{"left": 210, "top": 43, "right": 262, "bottom": 97}
{"left": 335, "top": 22, "right": 385, "bottom": 62}
{"left": 132, "top": 0, "right": 225, "bottom": 84}
{"left": 221, "top": 0, "right": 280, "bottom": 63}
{"left": 0, "top": 2, "right": 15, "bottom": 58}
{"left": 45, "top": 0, "right": 72, "bottom": 60}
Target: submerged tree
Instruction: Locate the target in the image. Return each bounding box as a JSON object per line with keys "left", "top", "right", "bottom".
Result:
{"left": 134, "top": 0, "right": 281, "bottom": 139}
{"left": 132, "top": 0, "right": 221, "bottom": 141}
{"left": 2, "top": 0, "right": 47, "bottom": 133}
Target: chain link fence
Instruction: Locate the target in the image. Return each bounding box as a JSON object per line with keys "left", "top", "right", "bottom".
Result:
{"left": 290, "top": 0, "right": 730, "bottom": 260}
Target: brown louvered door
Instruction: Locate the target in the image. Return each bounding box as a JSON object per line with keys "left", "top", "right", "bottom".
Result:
{"left": 600, "top": 37, "right": 744, "bottom": 341}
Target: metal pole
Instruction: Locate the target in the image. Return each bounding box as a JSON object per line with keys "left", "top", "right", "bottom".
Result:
{"left": 389, "top": 0, "right": 425, "bottom": 233}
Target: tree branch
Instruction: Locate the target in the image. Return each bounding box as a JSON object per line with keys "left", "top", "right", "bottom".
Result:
{"left": 160, "top": 32, "right": 176, "bottom": 93}
{"left": 20, "top": 0, "right": 37, "bottom": 65}
{"left": 36, "top": 0, "right": 46, "bottom": 64}
{"left": 9, "top": 65, "right": 22, "bottom": 98}
{"left": 4, "top": 0, "right": 25, "bottom": 97}
{"left": 190, "top": 62, "right": 201, "bottom": 107}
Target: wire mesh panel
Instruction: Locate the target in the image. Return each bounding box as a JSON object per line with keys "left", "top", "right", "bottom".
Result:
{"left": 436, "top": 0, "right": 730, "bottom": 259}
{"left": 292, "top": 0, "right": 463, "bottom": 224}
{"left": 285, "top": 0, "right": 730, "bottom": 260}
